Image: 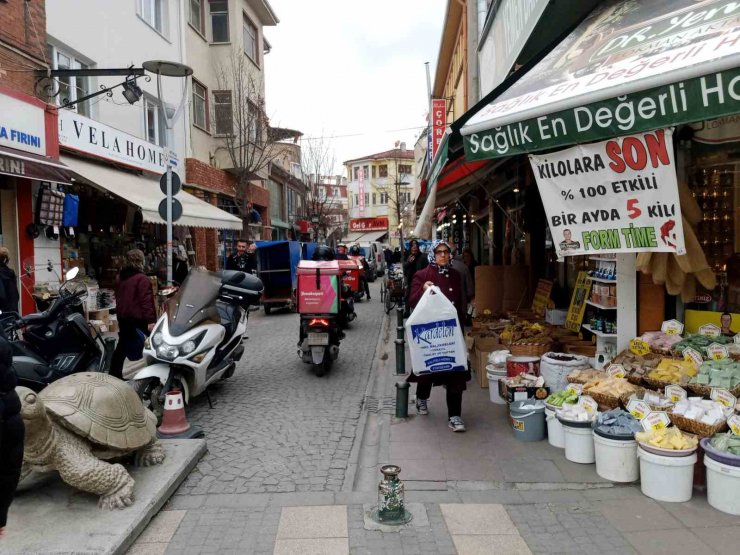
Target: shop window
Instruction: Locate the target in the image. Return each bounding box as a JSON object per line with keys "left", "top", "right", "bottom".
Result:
{"left": 378, "top": 164, "right": 388, "bottom": 177}
{"left": 213, "top": 90, "right": 233, "bottom": 136}
{"left": 217, "top": 195, "right": 239, "bottom": 215}
{"left": 192, "top": 79, "right": 208, "bottom": 131}
{"left": 189, "top": 0, "right": 205, "bottom": 34}
{"left": 209, "top": 0, "right": 229, "bottom": 43}
{"left": 243, "top": 12, "right": 258, "bottom": 64}
{"left": 138, "top": 0, "right": 166, "bottom": 36}
{"left": 49, "top": 45, "right": 91, "bottom": 117}
{"left": 144, "top": 97, "right": 167, "bottom": 146}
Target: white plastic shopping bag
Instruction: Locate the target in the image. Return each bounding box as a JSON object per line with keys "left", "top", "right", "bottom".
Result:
{"left": 405, "top": 286, "right": 467, "bottom": 376}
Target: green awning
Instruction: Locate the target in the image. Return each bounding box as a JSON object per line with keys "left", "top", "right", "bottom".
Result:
{"left": 461, "top": 0, "right": 740, "bottom": 160}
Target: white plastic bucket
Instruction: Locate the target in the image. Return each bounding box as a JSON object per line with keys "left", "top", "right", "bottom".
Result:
{"left": 545, "top": 408, "right": 564, "bottom": 448}
{"left": 705, "top": 456, "right": 740, "bottom": 515}
{"left": 593, "top": 432, "right": 638, "bottom": 482}
{"left": 487, "top": 368, "right": 507, "bottom": 405}
{"left": 562, "top": 425, "right": 595, "bottom": 464}
{"left": 637, "top": 447, "right": 696, "bottom": 503}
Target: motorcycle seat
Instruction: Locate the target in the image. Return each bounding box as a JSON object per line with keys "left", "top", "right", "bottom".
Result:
{"left": 216, "top": 301, "right": 241, "bottom": 338}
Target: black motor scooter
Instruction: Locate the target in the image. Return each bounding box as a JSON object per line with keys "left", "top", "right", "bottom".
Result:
{"left": 1, "top": 268, "right": 106, "bottom": 391}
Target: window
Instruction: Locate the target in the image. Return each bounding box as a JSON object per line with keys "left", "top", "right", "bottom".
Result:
{"left": 353, "top": 167, "right": 359, "bottom": 180}
{"left": 380, "top": 192, "right": 388, "bottom": 204}
{"left": 354, "top": 194, "right": 359, "bottom": 206}
{"left": 372, "top": 193, "right": 376, "bottom": 205}
{"left": 268, "top": 180, "right": 283, "bottom": 221}
{"left": 371, "top": 166, "right": 376, "bottom": 179}
{"left": 217, "top": 195, "right": 239, "bottom": 215}
{"left": 363, "top": 165, "right": 369, "bottom": 180}
{"left": 49, "top": 45, "right": 91, "bottom": 117}
{"left": 192, "top": 80, "right": 208, "bottom": 130}
{"left": 189, "top": 0, "right": 204, "bottom": 34}
{"left": 333, "top": 187, "right": 339, "bottom": 197}
{"left": 144, "top": 97, "right": 167, "bottom": 146}
{"left": 243, "top": 13, "right": 258, "bottom": 63}
{"left": 213, "top": 90, "right": 232, "bottom": 135}
{"left": 248, "top": 101, "right": 260, "bottom": 144}
{"left": 139, "top": 0, "right": 165, "bottom": 34}
{"left": 378, "top": 164, "right": 388, "bottom": 177}
{"left": 364, "top": 193, "right": 369, "bottom": 205}
{"left": 210, "top": 1, "right": 229, "bottom": 42}
{"left": 398, "top": 164, "right": 412, "bottom": 175}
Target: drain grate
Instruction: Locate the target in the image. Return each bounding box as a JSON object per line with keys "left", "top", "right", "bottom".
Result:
{"left": 363, "top": 396, "right": 396, "bottom": 413}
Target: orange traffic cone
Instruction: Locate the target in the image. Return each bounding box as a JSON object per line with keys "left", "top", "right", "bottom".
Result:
{"left": 157, "top": 389, "right": 204, "bottom": 439}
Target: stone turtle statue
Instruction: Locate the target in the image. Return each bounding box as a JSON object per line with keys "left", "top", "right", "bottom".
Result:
{"left": 17, "top": 372, "right": 165, "bottom": 509}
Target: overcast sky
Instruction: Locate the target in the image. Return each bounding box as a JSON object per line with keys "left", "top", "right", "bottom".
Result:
{"left": 264, "top": 0, "right": 447, "bottom": 174}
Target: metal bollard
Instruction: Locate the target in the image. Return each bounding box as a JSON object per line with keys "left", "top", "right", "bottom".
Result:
{"left": 394, "top": 339, "right": 406, "bottom": 375}
{"left": 395, "top": 381, "right": 409, "bottom": 418}
{"left": 396, "top": 306, "right": 404, "bottom": 340}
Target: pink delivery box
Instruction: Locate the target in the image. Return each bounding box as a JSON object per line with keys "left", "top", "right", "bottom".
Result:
{"left": 297, "top": 260, "right": 341, "bottom": 314}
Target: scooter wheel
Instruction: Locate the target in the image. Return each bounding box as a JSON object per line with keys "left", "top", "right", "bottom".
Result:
{"left": 312, "top": 363, "right": 326, "bottom": 377}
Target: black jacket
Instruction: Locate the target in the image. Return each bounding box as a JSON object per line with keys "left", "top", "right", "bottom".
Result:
{"left": 0, "top": 264, "right": 19, "bottom": 314}
{"left": 226, "top": 253, "right": 257, "bottom": 273}
{"left": 403, "top": 253, "right": 428, "bottom": 285}
{"left": 0, "top": 329, "right": 24, "bottom": 529}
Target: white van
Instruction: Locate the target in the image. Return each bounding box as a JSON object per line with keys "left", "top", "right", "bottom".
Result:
{"left": 359, "top": 241, "right": 386, "bottom": 278}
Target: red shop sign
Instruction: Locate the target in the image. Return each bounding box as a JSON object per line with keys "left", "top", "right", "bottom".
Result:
{"left": 349, "top": 217, "right": 388, "bottom": 232}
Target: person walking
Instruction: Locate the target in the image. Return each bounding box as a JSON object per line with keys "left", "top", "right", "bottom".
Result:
{"left": 407, "top": 240, "right": 471, "bottom": 432}
{"left": 462, "top": 248, "right": 478, "bottom": 288}
{"left": 110, "top": 250, "right": 157, "bottom": 380}
{"left": 0, "top": 329, "right": 24, "bottom": 537}
{"left": 0, "top": 247, "right": 19, "bottom": 315}
{"left": 403, "top": 239, "right": 428, "bottom": 314}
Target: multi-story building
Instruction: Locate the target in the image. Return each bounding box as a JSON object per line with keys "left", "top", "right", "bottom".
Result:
{"left": 304, "top": 174, "right": 348, "bottom": 244}
{"left": 183, "top": 0, "right": 279, "bottom": 263}
{"left": 344, "top": 144, "right": 416, "bottom": 247}
{"left": 43, "top": 0, "right": 243, "bottom": 284}
{"left": 268, "top": 129, "right": 308, "bottom": 240}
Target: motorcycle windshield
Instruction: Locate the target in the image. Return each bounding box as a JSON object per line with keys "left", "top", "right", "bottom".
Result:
{"left": 167, "top": 269, "right": 222, "bottom": 336}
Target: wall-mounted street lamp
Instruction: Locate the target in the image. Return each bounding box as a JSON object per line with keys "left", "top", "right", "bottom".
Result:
{"left": 35, "top": 65, "right": 149, "bottom": 109}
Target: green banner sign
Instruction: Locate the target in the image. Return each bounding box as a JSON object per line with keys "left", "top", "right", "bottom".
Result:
{"left": 463, "top": 68, "right": 740, "bottom": 161}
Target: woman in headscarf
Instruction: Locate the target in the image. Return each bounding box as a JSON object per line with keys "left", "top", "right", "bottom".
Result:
{"left": 407, "top": 240, "right": 470, "bottom": 432}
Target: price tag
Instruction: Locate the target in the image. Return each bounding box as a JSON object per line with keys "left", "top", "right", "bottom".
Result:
{"left": 728, "top": 415, "right": 740, "bottom": 436}
{"left": 566, "top": 383, "right": 583, "bottom": 395}
{"left": 710, "top": 388, "right": 737, "bottom": 410}
{"left": 630, "top": 338, "right": 651, "bottom": 356}
{"left": 707, "top": 343, "right": 729, "bottom": 361}
{"left": 607, "top": 364, "right": 626, "bottom": 378}
{"left": 578, "top": 395, "right": 598, "bottom": 416}
{"left": 640, "top": 411, "right": 671, "bottom": 432}
{"left": 734, "top": 333, "right": 740, "bottom": 344}
{"left": 683, "top": 347, "right": 703, "bottom": 368}
{"left": 664, "top": 385, "right": 687, "bottom": 403}
{"left": 699, "top": 323, "right": 721, "bottom": 337}
{"left": 627, "top": 399, "right": 651, "bottom": 421}
{"left": 661, "top": 319, "right": 684, "bottom": 336}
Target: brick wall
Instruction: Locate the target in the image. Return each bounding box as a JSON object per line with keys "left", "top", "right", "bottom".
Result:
{"left": 185, "top": 158, "right": 236, "bottom": 196}
{"left": 0, "top": 0, "right": 47, "bottom": 96}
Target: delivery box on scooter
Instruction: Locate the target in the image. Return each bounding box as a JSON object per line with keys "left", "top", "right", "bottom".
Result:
{"left": 338, "top": 259, "right": 361, "bottom": 293}
{"left": 297, "top": 261, "right": 341, "bottom": 314}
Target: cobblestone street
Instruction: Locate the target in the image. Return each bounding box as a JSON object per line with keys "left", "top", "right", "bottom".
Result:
{"left": 174, "top": 283, "right": 385, "bottom": 496}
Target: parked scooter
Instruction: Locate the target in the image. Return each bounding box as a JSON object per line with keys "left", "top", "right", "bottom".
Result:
{"left": 131, "top": 268, "right": 262, "bottom": 418}
{"left": 0, "top": 267, "right": 106, "bottom": 391}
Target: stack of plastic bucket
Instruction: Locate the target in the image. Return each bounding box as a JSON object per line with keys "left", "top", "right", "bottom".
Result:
{"left": 545, "top": 406, "right": 564, "bottom": 448}
{"left": 486, "top": 363, "right": 507, "bottom": 405}
{"left": 592, "top": 426, "right": 639, "bottom": 482}
{"left": 558, "top": 416, "right": 595, "bottom": 464}
{"left": 701, "top": 438, "right": 740, "bottom": 515}
{"left": 637, "top": 446, "right": 697, "bottom": 502}
{"left": 509, "top": 400, "right": 546, "bottom": 442}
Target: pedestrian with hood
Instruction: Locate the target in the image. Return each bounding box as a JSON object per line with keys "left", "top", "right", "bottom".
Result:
{"left": 110, "top": 249, "right": 157, "bottom": 380}
{"left": 0, "top": 247, "right": 19, "bottom": 315}
{"left": 407, "top": 240, "right": 471, "bottom": 432}
{"left": 0, "top": 328, "right": 24, "bottom": 537}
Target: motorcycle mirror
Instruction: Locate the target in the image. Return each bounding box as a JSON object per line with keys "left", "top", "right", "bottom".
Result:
{"left": 64, "top": 267, "right": 80, "bottom": 281}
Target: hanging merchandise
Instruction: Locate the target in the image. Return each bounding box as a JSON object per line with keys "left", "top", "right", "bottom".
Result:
{"left": 36, "top": 184, "right": 65, "bottom": 226}
{"left": 62, "top": 193, "right": 80, "bottom": 227}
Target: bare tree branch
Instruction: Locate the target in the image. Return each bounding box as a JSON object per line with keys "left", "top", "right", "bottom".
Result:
{"left": 301, "top": 135, "right": 344, "bottom": 241}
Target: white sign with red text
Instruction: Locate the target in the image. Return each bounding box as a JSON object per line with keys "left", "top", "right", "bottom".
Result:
{"left": 530, "top": 128, "right": 685, "bottom": 258}
{"left": 432, "top": 98, "right": 446, "bottom": 159}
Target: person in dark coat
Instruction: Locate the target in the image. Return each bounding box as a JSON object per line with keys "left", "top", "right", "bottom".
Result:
{"left": 110, "top": 249, "right": 157, "bottom": 379}
{"left": 0, "top": 328, "right": 24, "bottom": 536}
{"left": 462, "top": 248, "right": 478, "bottom": 288}
{"left": 225, "top": 239, "right": 257, "bottom": 274}
{"left": 403, "top": 239, "right": 428, "bottom": 315}
{"left": 0, "top": 248, "right": 19, "bottom": 315}
{"left": 407, "top": 240, "right": 471, "bottom": 432}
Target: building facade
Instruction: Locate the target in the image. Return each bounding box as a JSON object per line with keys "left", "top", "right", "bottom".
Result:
{"left": 344, "top": 145, "right": 416, "bottom": 247}
{"left": 268, "top": 133, "right": 307, "bottom": 240}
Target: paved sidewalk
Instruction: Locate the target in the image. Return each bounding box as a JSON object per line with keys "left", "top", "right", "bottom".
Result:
{"left": 126, "top": 308, "right": 740, "bottom": 555}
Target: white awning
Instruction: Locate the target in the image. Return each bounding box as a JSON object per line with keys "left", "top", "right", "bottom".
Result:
{"left": 62, "top": 155, "right": 243, "bottom": 230}
{"left": 345, "top": 230, "right": 388, "bottom": 244}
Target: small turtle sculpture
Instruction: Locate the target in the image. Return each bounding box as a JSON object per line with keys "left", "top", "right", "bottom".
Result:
{"left": 17, "top": 372, "right": 165, "bottom": 509}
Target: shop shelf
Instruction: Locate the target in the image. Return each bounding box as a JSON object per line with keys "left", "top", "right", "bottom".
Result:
{"left": 582, "top": 324, "right": 617, "bottom": 338}
{"left": 586, "top": 300, "right": 616, "bottom": 310}
{"left": 586, "top": 275, "right": 616, "bottom": 284}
